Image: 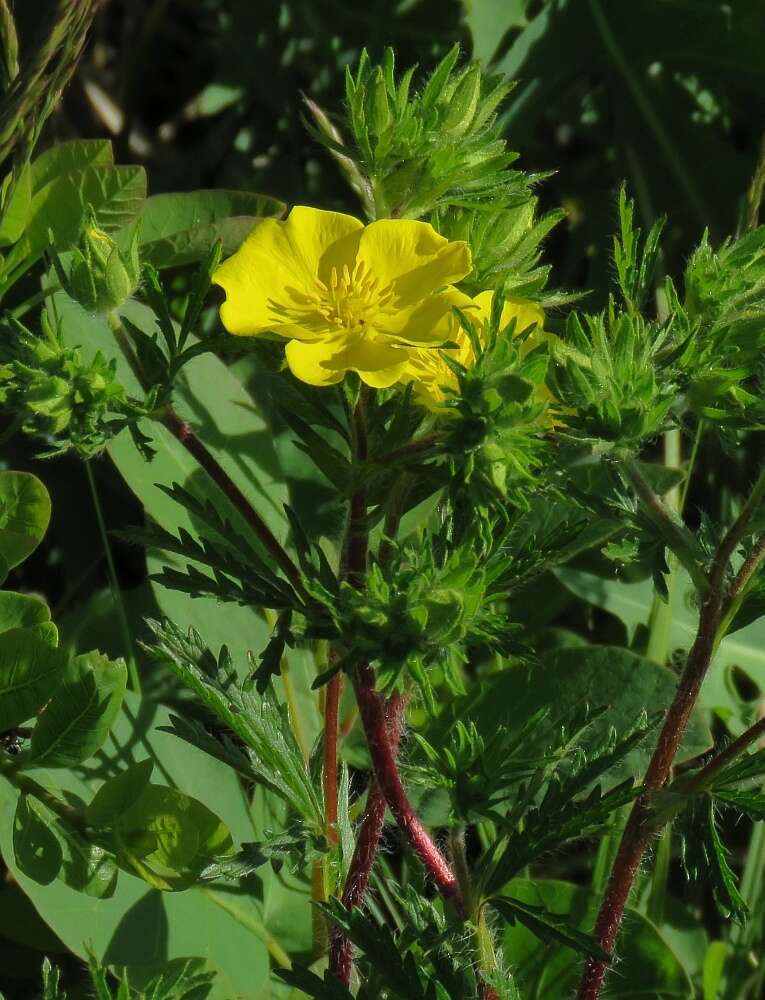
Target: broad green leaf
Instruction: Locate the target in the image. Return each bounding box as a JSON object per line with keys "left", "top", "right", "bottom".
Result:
{"left": 0, "top": 628, "right": 68, "bottom": 731}
{"left": 0, "top": 691, "right": 270, "bottom": 999}
{"left": 0, "top": 592, "right": 52, "bottom": 635}
{"left": 557, "top": 566, "right": 765, "bottom": 729}
{"left": 4, "top": 162, "right": 146, "bottom": 277}
{"left": 0, "top": 163, "right": 31, "bottom": 247}
{"left": 137, "top": 189, "right": 285, "bottom": 268}
{"left": 52, "top": 293, "right": 287, "bottom": 542}
{"left": 53, "top": 290, "right": 321, "bottom": 747}
{"left": 13, "top": 795, "right": 62, "bottom": 886}
{"left": 0, "top": 470, "right": 51, "bottom": 570}
{"left": 466, "top": 0, "right": 531, "bottom": 64}
{"left": 51, "top": 819, "right": 118, "bottom": 899}
{"left": 114, "top": 784, "right": 233, "bottom": 891}
{"left": 502, "top": 878, "right": 693, "bottom": 998}
{"left": 29, "top": 651, "right": 127, "bottom": 768}
{"left": 30, "top": 140, "right": 114, "bottom": 192}
{"left": 436, "top": 644, "right": 711, "bottom": 780}
{"left": 86, "top": 758, "right": 154, "bottom": 827}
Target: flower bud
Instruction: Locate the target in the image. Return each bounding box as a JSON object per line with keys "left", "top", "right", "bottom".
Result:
{"left": 442, "top": 64, "right": 481, "bottom": 137}
{"left": 370, "top": 67, "right": 392, "bottom": 134}
{"left": 60, "top": 212, "right": 140, "bottom": 314}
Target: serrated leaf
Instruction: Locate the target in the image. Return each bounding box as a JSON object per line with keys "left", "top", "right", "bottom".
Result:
{"left": 492, "top": 894, "right": 609, "bottom": 960}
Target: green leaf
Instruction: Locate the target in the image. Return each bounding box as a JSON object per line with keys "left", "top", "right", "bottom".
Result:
{"left": 492, "top": 894, "right": 609, "bottom": 960}
{"left": 28, "top": 651, "right": 127, "bottom": 768}
{"left": 275, "top": 967, "right": 353, "bottom": 1000}
{"left": 501, "top": 878, "right": 693, "bottom": 997}
{"left": 30, "top": 140, "right": 114, "bottom": 192}
{"left": 0, "top": 592, "right": 52, "bottom": 635}
{"left": 85, "top": 758, "right": 154, "bottom": 827}
{"left": 0, "top": 470, "right": 51, "bottom": 570}
{"left": 4, "top": 161, "right": 146, "bottom": 277}
{"left": 0, "top": 163, "right": 31, "bottom": 247}
{"left": 51, "top": 821, "right": 118, "bottom": 899}
{"left": 0, "top": 628, "right": 68, "bottom": 731}
{"left": 113, "top": 784, "right": 233, "bottom": 891}
{"left": 0, "top": 691, "right": 270, "bottom": 999}
{"left": 13, "top": 795, "right": 62, "bottom": 885}
{"left": 137, "top": 189, "right": 285, "bottom": 268}
{"left": 556, "top": 565, "right": 765, "bottom": 727}
{"left": 436, "top": 644, "right": 711, "bottom": 782}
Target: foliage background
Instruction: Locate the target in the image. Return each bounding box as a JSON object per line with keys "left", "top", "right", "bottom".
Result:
{"left": 4, "top": 0, "right": 765, "bottom": 996}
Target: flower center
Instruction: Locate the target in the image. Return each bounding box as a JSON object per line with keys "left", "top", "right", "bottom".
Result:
{"left": 272, "top": 260, "right": 395, "bottom": 334}
{"left": 318, "top": 261, "right": 394, "bottom": 331}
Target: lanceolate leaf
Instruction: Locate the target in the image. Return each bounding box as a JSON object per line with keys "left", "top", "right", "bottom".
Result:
{"left": 492, "top": 894, "right": 609, "bottom": 960}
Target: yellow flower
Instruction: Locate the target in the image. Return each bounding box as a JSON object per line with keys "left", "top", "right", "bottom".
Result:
{"left": 405, "top": 290, "right": 546, "bottom": 409}
{"left": 212, "top": 206, "right": 472, "bottom": 388}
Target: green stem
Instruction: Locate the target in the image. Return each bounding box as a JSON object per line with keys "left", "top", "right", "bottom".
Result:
{"left": 263, "top": 609, "right": 310, "bottom": 765}
{"left": 201, "top": 888, "right": 292, "bottom": 969}
{"left": 646, "top": 825, "right": 671, "bottom": 925}
{"left": 9, "top": 282, "right": 61, "bottom": 320}
{"left": 0, "top": 759, "right": 87, "bottom": 831}
{"left": 85, "top": 460, "right": 141, "bottom": 693}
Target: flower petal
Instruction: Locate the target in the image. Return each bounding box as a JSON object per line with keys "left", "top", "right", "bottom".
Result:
{"left": 285, "top": 335, "right": 408, "bottom": 389}
{"left": 472, "top": 290, "right": 544, "bottom": 339}
{"left": 392, "top": 287, "right": 471, "bottom": 345}
{"left": 357, "top": 220, "right": 472, "bottom": 307}
{"left": 213, "top": 206, "right": 363, "bottom": 336}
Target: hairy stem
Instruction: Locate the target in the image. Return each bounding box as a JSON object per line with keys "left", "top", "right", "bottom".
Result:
{"left": 578, "top": 465, "right": 765, "bottom": 1000}
{"left": 323, "top": 668, "right": 342, "bottom": 848}
{"left": 342, "top": 395, "right": 462, "bottom": 919}
{"left": 352, "top": 664, "right": 461, "bottom": 901}
{"left": 330, "top": 693, "right": 405, "bottom": 985}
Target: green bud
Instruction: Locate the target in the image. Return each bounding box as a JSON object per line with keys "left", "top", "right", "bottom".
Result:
{"left": 370, "top": 67, "right": 392, "bottom": 134}
{"left": 441, "top": 64, "right": 481, "bottom": 137}
{"left": 59, "top": 212, "right": 140, "bottom": 314}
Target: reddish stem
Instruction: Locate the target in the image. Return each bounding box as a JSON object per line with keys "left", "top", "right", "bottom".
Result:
{"left": 478, "top": 987, "right": 501, "bottom": 1000}
{"left": 324, "top": 669, "right": 342, "bottom": 847}
{"left": 330, "top": 693, "right": 405, "bottom": 984}
{"left": 577, "top": 538, "right": 738, "bottom": 998}
{"left": 352, "top": 663, "right": 462, "bottom": 904}
{"left": 342, "top": 395, "right": 461, "bottom": 909}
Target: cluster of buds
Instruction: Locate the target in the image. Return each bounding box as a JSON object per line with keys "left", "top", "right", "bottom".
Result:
{"left": 0, "top": 312, "right": 142, "bottom": 457}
